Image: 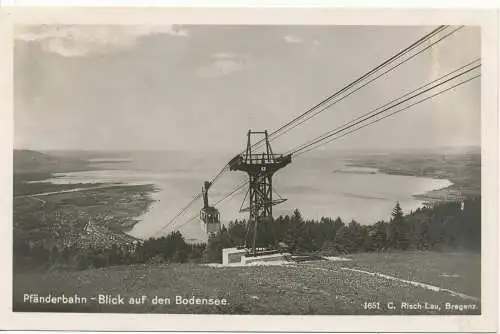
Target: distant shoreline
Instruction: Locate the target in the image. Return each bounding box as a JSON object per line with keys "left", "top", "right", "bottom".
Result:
{"left": 14, "top": 162, "right": 157, "bottom": 249}
{"left": 333, "top": 163, "right": 455, "bottom": 204}
{"left": 13, "top": 149, "right": 480, "bottom": 246}
{"left": 346, "top": 153, "right": 480, "bottom": 202}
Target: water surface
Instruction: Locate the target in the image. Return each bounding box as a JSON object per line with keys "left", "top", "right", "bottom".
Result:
{"left": 42, "top": 152, "right": 452, "bottom": 243}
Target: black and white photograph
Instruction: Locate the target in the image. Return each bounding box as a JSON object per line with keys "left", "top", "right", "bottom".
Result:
{"left": 2, "top": 6, "right": 498, "bottom": 332}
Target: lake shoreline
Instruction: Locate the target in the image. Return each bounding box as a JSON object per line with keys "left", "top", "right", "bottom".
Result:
{"left": 15, "top": 149, "right": 476, "bottom": 244}
{"left": 14, "top": 169, "right": 158, "bottom": 247}
{"left": 30, "top": 162, "right": 456, "bottom": 241}
{"left": 345, "top": 163, "right": 468, "bottom": 203}
{"left": 342, "top": 163, "right": 457, "bottom": 202}
{"left": 342, "top": 150, "right": 480, "bottom": 203}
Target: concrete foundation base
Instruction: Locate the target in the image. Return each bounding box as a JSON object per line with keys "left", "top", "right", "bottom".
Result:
{"left": 222, "top": 247, "right": 291, "bottom": 265}
{"left": 222, "top": 247, "right": 247, "bottom": 265}
{"left": 241, "top": 252, "right": 291, "bottom": 265}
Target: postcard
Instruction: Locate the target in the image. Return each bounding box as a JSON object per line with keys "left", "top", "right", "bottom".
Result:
{"left": 0, "top": 6, "right": 497, "bottom": 333}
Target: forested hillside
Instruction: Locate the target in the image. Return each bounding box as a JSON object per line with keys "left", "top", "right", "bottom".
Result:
{"left": 14, "top": 198, "right": 480, "bottom": 272}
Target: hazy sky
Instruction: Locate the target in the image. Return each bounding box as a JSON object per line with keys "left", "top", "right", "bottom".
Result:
{"left": 14, "top": 25, "right": 481, "bottom": 153}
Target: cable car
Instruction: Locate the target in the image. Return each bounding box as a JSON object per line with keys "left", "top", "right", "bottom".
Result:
{"left": 200, "top": 181, "right": 221, "bottom": 235}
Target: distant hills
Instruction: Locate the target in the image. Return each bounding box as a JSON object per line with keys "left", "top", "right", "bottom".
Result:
{"left": 13, "top": 149, "right": 90, "bottom": 176}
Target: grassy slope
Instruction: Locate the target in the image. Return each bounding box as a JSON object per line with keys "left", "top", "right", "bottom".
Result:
{"left": 332, "top": 252, "right": 480, "bottom": 298}
{"left": 13, "top": 251, "right": 480, "bottom": 315}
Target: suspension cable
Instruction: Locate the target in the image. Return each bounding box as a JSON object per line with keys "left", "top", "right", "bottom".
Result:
{"left": 161, "top": 64, "right": 480, "bottom": 237}
{"left": 249, "top": 25, "right": 462, "bottom": 152}
{"left": 153, "top": 25, "right": 467, "bottom": 236}
{"left": 171, "top": 180, "right": 247, "bottom": 232}
{"left": 255, "top": 26, "right": 465, "bottom": 151}
{"left": 152, "top": 163, "right": 230, "bottom": 236}
{"left": 288, "top": 58, "right": 480, "bottom": 155}
{"left": 293, "top": 69, "right": 481, "bottom": 157}
{"left": 152, "top": 192, "right": 203, "bottom": 236}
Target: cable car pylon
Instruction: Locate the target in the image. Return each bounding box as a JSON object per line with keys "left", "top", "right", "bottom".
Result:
{"left": 229, "top": 130, "right": 292, "bottom": 255}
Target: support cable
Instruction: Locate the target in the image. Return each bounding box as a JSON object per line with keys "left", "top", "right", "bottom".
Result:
{"left": 171, "top": 180, "right": 247, "bottom": 232}
{"left": 152, "top": 164, "right": 230, "bottom": 236}
{"left": 153, "top": 25, "right": 466, "bottom": 236}
{"left": 249, "top": 25, "right": 462, "bottom": 152}
{"left": 288, "top": 59, "right": 480, "bottom": 155}
{"left": 293, "top": 71, "right": 481, "bottom": 157}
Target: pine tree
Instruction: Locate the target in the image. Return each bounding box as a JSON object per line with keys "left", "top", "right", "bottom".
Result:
{"left": 390, "top": 201, "right": 409, "bottom": 250}
{"left": 203, "top": 230, "right": 232, "bottom": 263}
{"left": 333, "top": 227, "right": 350, "bottom": 254}
{"left": 371, "top": 221, "right": 387, "bottom": 251}
{"left": 392, "top": 201, "right": 404, "bottom": 220}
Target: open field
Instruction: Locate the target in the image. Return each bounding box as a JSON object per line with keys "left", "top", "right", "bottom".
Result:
{"left": 13, "top": 251, "right": 480, "bottom": 315}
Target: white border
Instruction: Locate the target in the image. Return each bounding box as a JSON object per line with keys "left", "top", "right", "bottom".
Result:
{"left": 1, "top": 0, "right": 500, "bottom": 8}
{"left": 0, "top": 7, "right": 498, "bottom": 333}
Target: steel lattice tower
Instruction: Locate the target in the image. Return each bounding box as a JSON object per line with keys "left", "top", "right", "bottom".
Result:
{"left": 229, "top": 130, "right": 292, "bottom": 254}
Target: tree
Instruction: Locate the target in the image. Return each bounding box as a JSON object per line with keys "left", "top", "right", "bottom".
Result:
{"left": 203, "top": 229, "right": 232, "bottom": 263}
{"left": 392, "top": 201, "right": 404, "bottom": 220}
{"left": 164, "top": 231, "right": 187, "bottom": 260}
{"left": 227, "top": 220, "right": 247, "bottom": 246}
{"left": 282, "top": 210, "right": 315, "bottom": 253}
{"left": 389, "top": 201, "right": 409, "bottom": 250}
{"left": 371, "top": 221, "right": 388, "bottom": 251}
{"left": 293, "top": 208, "right": 303, "bottom": 222}
{"left": 346, "top": 220, "right": 365, "bottom": 252}
{"left": 333, "top": 226, "right": 350, "bottom": 254}
{"left": 173, "top": 249, "right": 188, "bottom": 263}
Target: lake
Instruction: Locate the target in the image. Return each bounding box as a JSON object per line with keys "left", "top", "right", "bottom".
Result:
{"left": 43, "top": 151, "right": 452, "bottom": 243}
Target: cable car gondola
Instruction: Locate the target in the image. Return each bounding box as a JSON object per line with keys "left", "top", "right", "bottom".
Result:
{"left": 200, "top": 181, "right": 221, "bottom": 235}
